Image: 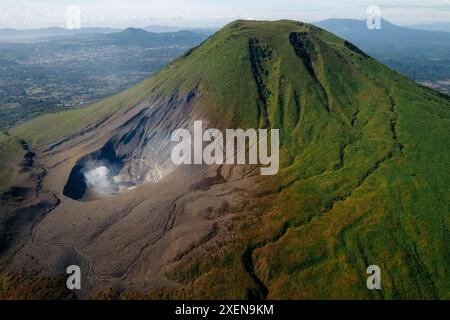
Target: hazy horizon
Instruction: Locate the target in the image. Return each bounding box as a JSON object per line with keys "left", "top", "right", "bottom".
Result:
{"left": 1, "top": 0, "right": 449, "bottom": 30}
{"left": 2, "top": 18, "right": 450, "bottom": 32}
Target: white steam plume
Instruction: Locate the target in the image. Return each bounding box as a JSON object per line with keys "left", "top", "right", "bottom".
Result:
{"left": 84, "top": 164, "right": 116, "bottom": 195}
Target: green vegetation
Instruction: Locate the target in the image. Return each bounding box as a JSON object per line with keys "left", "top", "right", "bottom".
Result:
{"left": 0, "top": 271, "right": 75, "bottom": 300}
{"left": 155, "top": 20, "right": 450, "bottom": 299}
{"left": 1, "top": 20, "right": 449, "bottom": 299}
{"left": 0, "top": 133, "right": 20, "bottom": 193}
{"left": 9, "top": 81, "right": 152, "bottom": 147}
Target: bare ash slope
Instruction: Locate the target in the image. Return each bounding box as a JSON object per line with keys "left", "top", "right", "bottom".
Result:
{"left": 0, "top": 20, "right": 449, "bottom": 299}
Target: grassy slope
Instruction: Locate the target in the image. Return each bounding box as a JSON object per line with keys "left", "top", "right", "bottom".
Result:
{"left": 1, "top": 20, "right": 449, "bottom": 299}
{"left": 0, "top": 133, "right": 21, "bottom": 193}
{"left": 156, "top": 20, "right": 450, "bottom": 299}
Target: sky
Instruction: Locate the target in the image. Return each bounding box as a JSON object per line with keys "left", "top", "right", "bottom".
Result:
{"left": 0, "top": 0, "right": 449, "bottom": 29}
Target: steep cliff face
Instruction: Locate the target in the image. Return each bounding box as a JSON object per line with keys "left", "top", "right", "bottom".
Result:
{"left": 63, "top": 88, "right": 200, "bottom": 200}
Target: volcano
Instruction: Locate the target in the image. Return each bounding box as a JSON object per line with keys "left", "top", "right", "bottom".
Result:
{"left": 0, "top": 20, "right": 449, "bottom": 300}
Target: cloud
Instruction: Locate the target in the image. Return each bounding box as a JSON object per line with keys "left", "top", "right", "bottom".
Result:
{"left": 0, "top": 0, "right": 449, "bottom": 29}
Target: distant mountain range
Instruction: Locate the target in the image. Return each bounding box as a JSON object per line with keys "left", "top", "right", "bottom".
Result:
{"left": 0, "top": 25, "right": 215, "bottom": 43}
{"left": 40, "top": 27, "right": 208, "bottom": 47}
{"left": 316, "top": 18, "right": 450, "bottom": 59}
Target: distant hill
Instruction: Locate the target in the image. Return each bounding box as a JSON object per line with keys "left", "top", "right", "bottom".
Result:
{"left": 316, "top": 18, "right": 450, "bottom": 59}
{"left": 101, "top": 28, "right": 208, "bottom": 46}
{"left": 0, "top": 26, "right": 211, "bottom": 47}
{"left": 143, "top": 25, "right": 184, "bottom": 33}
{"left": 0, "top": 26, "right": 215, "bottom": 44}
{"left": 143, "top": 24, "right": 217, "bottom": 35}
{"left": 407, "top": 22, "right": 450, "bottom": 33}
{"left": 48, "top": 27, "right": 208, "bottom": 47}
